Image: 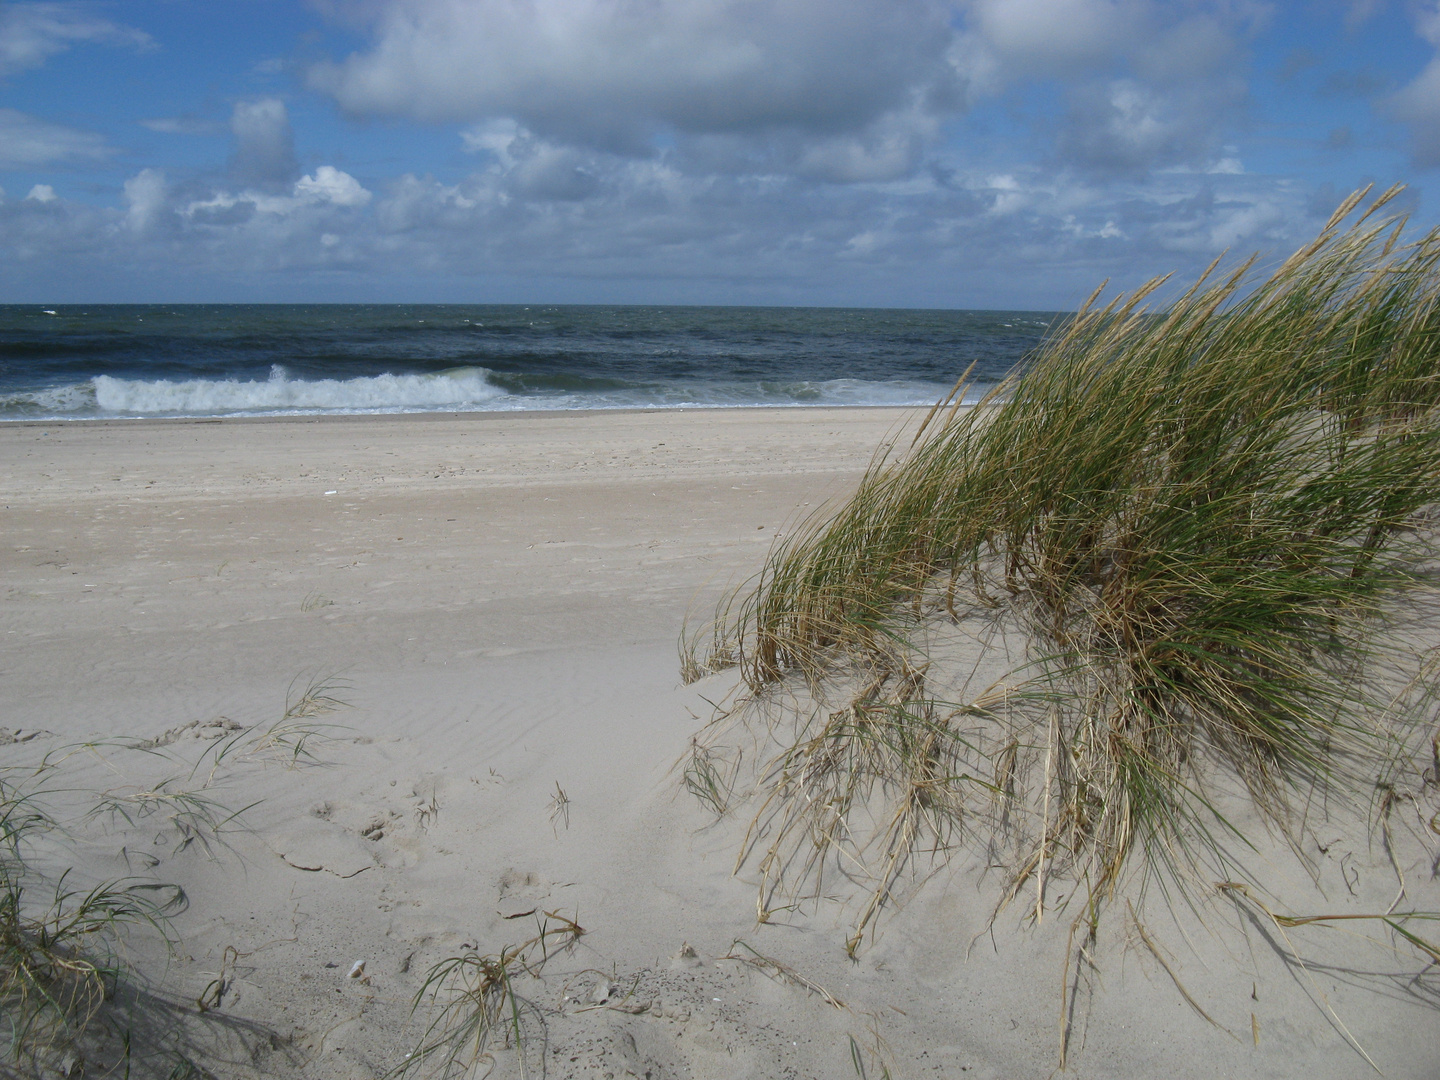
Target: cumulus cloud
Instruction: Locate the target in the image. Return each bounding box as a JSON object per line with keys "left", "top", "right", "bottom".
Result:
{"left": 0, "top": 1, "right": 152, "bottom": 77}
{"left": 310, "top": 0, "right": 959, "bottom": 154}
{"left": 3, "top": 133, "right": 1329, "bottom": 309}
{"left": 956, "top": 0, "right": 1135, "bottom": 87}
{"left": 954, "top": 0, "right": 1255, "bottom": 174}
{"left": 310, "top": 0, "right": 1258, "bottom": 183}
{"left": 172, "top": 166, "right": 371, "bottom": 232}
{"left": 1056, "top": 75, "right": 1244, "bottom": 175}
{"left": 295, "top": 165, "right": 372, "bottom": 206}
{"left": 228, "top": 98, "right": 298, "bottom": 187}
{"left": 0, "top": 0, "right": 1346, "bottom": 302}
{"left": 0, "top": 107, "right": 110, "bottom": 168}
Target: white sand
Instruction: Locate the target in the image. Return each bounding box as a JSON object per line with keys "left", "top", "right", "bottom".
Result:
{"left": 2, "top": 409, "right": 1437, "bottom": 1079}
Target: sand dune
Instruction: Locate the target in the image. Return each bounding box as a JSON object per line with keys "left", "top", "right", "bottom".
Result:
{"left": 2, "top": 409, "right": 1437, "bottom": 1079}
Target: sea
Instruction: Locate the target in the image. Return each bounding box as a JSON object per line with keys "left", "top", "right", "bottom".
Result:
{"left": 0, "top": 305, "right": 1058, "bottom": 422}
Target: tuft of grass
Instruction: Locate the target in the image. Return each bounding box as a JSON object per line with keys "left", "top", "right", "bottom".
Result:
{"left": 684, "top": 184, "right": 1440, "bottom": 946}
{"left": 240, "top": 674, "right": 351, "bottom": 769}
{"left": 86, "top": 782, "right": 254, "bottom": 863}
{"left": 393, "top": 911, "right": 584, "bottom": 1079}
{"left": 681, "top": 738, "right": 736, "bottom": 817}
{"left": 0, "top": 767, "right": 185, "bottom": 1073}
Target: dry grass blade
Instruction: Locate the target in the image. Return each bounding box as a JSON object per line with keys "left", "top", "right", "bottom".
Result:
{"left": 241, "top": 674, "right": 351, "bottom": 769}
{"left": 720, "top": 939, "right": 844, "bottom": 1008}
{"left": 1127, "top": 899, "right": 1234, "bottom": 1036}
{"left": 1216, "top": 882, "right": 1440, "bottom": 961}
{"left": 1217, "top": 882, "right": 1383, "bottom": 1072}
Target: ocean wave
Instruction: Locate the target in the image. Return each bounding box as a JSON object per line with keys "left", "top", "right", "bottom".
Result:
{"left": 0, "top": 368, "right": 979, "bottom": 420}
{"left": 90, "top": 365, "right": 509, "bottom": 416}
{"left": 0, "top": 382, "right": 100, "bottom": 417}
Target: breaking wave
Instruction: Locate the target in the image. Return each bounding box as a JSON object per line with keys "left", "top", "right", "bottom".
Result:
{"left": 1, "top": 367, "right": 962, "bottom": 419}
{"left": 89, "top": 365, "right": 509, "bottom": 416}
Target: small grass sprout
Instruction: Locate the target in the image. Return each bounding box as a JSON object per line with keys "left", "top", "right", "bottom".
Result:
{"left": 241, "top": 674, "right": 351, "bottom": 769}
{"left": 394, "top": 911, "right": 585, "bottom": 1079}
{"left": 547, "top": 782, "right": 570, "bottom": 834}
{"left": 681, "top": 738, "right": 736, "bottom": 817}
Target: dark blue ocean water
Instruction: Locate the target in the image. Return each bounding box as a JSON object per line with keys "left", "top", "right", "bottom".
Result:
{"left": 0, "top": 304, "right": 1057, "bottom": 420}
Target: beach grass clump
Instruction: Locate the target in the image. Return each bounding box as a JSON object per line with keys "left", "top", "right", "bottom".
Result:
{"left": 684, "top": 185, "right": 1440, "bottom": 945}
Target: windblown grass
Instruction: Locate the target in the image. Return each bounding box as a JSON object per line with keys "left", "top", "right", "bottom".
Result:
{"left": 684, "top": 185, "right": 1440, "bottom": 953}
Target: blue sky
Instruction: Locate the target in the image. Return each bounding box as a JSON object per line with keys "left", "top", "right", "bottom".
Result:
{"left": 1, "top": 0, "right": 1437, "bottom": 308}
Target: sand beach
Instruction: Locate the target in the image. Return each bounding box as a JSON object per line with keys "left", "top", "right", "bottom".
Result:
{"left": 3, "top": 407, "right": 1438, "bottom": 1079}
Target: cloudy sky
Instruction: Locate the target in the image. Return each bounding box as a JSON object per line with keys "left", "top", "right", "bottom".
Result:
{"left": 0, "top": 0, "right": 1435, "bottom": 308}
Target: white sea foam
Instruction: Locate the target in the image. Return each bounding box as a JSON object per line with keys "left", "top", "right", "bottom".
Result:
{"left": 91, "top": 365, "right": 508, "bottom": 416}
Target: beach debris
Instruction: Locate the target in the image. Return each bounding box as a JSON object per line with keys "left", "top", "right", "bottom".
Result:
{"left": 360, "top": 813, "right": 397, "bottom": 841}
{"left": 589, "top": 978, "right": 615, "bottom": 1005}
{"left": 0, "top": 727, "right": 53, "bottom": 745}
{"left": 670, "top": 942, "right": 705, "bottom": 970}
{"left": 348, "top": 960, "right": 366, "bottom": 979}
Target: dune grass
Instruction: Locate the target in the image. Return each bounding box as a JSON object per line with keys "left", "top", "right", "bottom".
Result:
{"left": 0, "top": 678, "right": 350, "bottom": 1076}
{"left": 683, "top": 185, "right": 1440, "bottom": 954}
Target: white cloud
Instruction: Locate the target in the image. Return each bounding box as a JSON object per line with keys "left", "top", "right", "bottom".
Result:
{"left": 954, "top": 0, "right": 1255, "bottom": 174}
{"left": 310, "top": 0, "right": 959, "bottom": 155}
{"left": 0, "top": 142, "right": 1333, "bottom": 308}
{"left": 0, "top": 1, "right": 1343, "bottom": 304}
{"left": 0, "top": 107, "right": 110, "bottom": 168}
{"left": 25, "top": 183, "right": 55, "bottom": 202}
{"left": 461, "top": 118, "right": 521, "bottom": 165}
{"left": 295, "top": 166, "right": 372, "bottom": 206}
{"left": 1388, "top": 3, "right": 1440, "bottom": 166}
{"left": 123, "top": 169, "right": 166, "bottom": 232}
{"left": 962, "top": 0, "right": 1133, "bottom": 84}
{"left": 312, "top": 0, "right": 1257, "bottom": 183}
{"left": 141, "top": 116, "right": 224, "bottom": 136}
{"left": 0, "top": 2, "right": 152, "bottom": 78}
{"left": 229, "top": 98, "right": 298, "bottom": 186}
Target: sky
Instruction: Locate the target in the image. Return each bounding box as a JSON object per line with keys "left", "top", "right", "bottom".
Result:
{"left": 0, "top": 0, "right": 1437, "bottom": 309}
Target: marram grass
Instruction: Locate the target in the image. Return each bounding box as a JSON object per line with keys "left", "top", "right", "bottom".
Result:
{"left": 684, "top": 185, "right": 1440, "bottom": 951}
